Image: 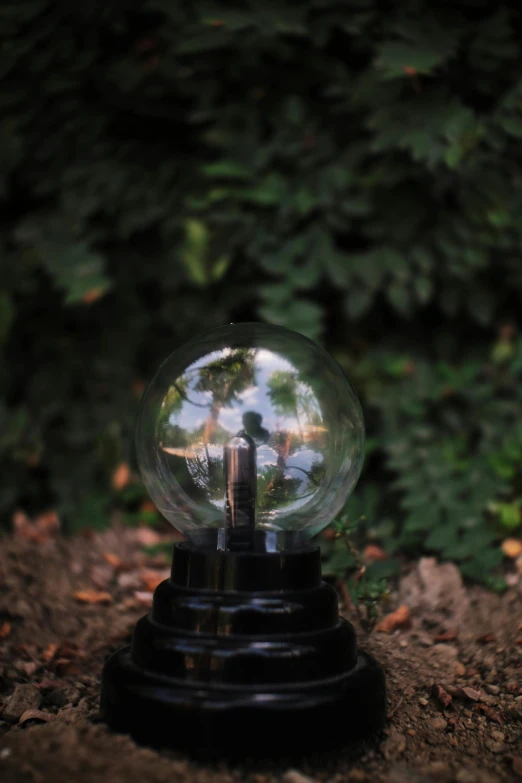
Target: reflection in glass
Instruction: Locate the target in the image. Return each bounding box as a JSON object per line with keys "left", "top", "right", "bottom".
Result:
{"left": 136, "top": 323, "right": 364, "bottom": 550}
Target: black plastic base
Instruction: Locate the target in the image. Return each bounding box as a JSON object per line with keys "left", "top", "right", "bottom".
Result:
{"left": 102, "top": 646, "right": 385, "bottom": 757}
{"left": 100, "top": 543, "right": 386, "bottom": 757}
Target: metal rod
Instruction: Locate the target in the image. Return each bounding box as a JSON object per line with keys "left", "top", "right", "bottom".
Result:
{"left": 223, "top": 432, "right": 256, "bottom": 551}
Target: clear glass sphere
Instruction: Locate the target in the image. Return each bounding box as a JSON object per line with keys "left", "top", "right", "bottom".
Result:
{"left": 135, "top": 323, "right": 364, "bottom": 550}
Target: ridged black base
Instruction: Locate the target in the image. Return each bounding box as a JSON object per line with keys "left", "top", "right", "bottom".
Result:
{"left": 100, "top": 543, "right": 386, "bottom": 757}
{"left": 102, "top": 646, "right": 385, "bottom": 756}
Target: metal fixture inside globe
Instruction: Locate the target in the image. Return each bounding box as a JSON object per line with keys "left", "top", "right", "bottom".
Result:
{"left": 135, "top": 322, "right": 365, "bottom": 551}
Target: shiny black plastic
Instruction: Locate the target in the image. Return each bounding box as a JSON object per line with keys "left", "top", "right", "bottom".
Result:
{"left": 101, "top": 542, "right": 386, "bottom": 756}
{"left": 170, "top": 540, "right": 322, "bottom": 590}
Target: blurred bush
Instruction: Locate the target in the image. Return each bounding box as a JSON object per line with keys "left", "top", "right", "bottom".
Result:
{"left": 2, "top": 1, "right": 522, "bottom": 584}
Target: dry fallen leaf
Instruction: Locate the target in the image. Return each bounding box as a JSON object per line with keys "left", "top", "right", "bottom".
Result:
{"left": 54, "top": 642, "right": 83, "bottom": 660}
{"left": 12, "top": 510, "right": 33, "bottom": 538}
{"left": 140, "top": 568, "right": 169, "bottom": 593}
{"left": 454, "top": 686, "right": 480, "bottom": 702}
{"left": 433, "top": 629, "right": 458, "bottom": 642}
{"left": 322, "top": 528, "right": 337, "bottom": 542}
{"left": 73, "top": 589, "right": 112, "bottom": 605}
{"left": 475, "top": 704, "right": 504, "bottom": 724}
{"left": 82, "top": 287, "right": 104, "bottom": 304}
{"left": 42, "top": 641, "right": 83, "bottom": 670}
{"left": 363, "top": 544, "right": 388, "bottom": 562}
{"left": 112, "top": 462, "right": 131, "bottom": 491}
{"left": 375, "top": 605, "right": 411, "bottom": 634}
{"left": 12, "top": 509, "right": 60, "bottom": 544}
{"left": 103, "top": 552, "right": 122, "bottom": 569}
{"left": 19, "top": 709, "right": 55, "bottom": 725}
{"left": 54, "top": 658, "right": 81, "bottom": 677}
{"left": 432, "top": 683, "right": 453, "bottom": 709}
{"left": 140, "top": 500, "right": 157, "bottom": 514}
{"left": 131, "top": 379, "right": 146, "bottom": 398}
{"left": 476, "top": 633, "right": 496, "bottom": 644}
{"left": 34, "top": 510, "right": 60, "bottom": 536}
{"left": 0, "top": 621, "right": 11, "bottom": 639}
{"left": 501, "top": 538, "right": 522, "bottom": 559}
{"left": 41, "top": 643, "right": 59, "bottom": 662}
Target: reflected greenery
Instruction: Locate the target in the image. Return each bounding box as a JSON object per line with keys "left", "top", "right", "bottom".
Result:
{"left": 157, "top": 347, "right": 328, "bottom": 524}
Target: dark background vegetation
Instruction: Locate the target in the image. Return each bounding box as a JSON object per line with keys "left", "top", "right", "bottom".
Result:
{"left": 2, "top": 0, "right": 522, "bottom": 588}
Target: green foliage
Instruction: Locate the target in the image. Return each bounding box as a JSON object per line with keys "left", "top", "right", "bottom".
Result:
{"left": 321, "top": 513, "right": 394, "bottom": 630}
{"left": 1, "top": 0, "right": 522, "bottom": 585}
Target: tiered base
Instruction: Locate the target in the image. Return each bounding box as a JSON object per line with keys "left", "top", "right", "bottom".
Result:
{"left": 100, "top": 543, "right": 386, "bottom": 756}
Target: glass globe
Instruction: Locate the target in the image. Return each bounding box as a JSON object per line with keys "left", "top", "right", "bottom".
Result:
{"left": 135, "top": 323, "right": 364, "bottom": 551}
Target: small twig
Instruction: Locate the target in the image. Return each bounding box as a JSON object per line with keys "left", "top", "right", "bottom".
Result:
{"left": 336, "top": 578, "right": 355, "bottom": 612}
{"left": 389, "top": 688, "right": 412, "bottom": 718}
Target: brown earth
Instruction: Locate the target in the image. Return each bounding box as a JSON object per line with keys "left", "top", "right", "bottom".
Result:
{"left": 0, "top": 528, "right": 521, "bottom": 783}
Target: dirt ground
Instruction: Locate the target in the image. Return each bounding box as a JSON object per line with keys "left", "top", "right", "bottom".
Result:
{"left": 0, "top": 526, "right": 521, "bottom": 783}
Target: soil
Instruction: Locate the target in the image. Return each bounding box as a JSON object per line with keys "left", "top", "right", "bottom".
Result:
{"left": 0, "top": 527, "right": 521, "bottom": 783}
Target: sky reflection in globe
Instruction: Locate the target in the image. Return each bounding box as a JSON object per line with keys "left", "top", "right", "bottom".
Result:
{"left": 136, "top": 323, "right": 364, "bottom": 543}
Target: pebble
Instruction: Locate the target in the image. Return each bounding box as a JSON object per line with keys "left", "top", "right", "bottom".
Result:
{"left": 416, "top": 632, "right": 434, "bottom": 647}
{"left": 430, "top": 717, "right": 447, "bottom": 731}
{"left": 456, "top": 770, "right": 491, "bottom": 783}
{"left": 380, "top": 727, "right": 406, "bottom": 760}
{"left": 484, "top": 683, "right": 500, "bottom": 695}
{"left": 2, "top": 684, "right": 42, "bottom": 722}
{"left": 418, "top": 697, "right": 428, "bottom": 706}
{"left": 46, "top": 686, "right": 81, "bottom": 707}
{"left": 479, "top": 693, "right": 497, "bottom": 706}
{"left": 424, "top": 761, "right": 450, "bottom": 777}
{"left": 432, "top": 643, "right": 458, "bottom": 659}
{"left": 491, "top": 730, "right": 505, "bottom": 743}
{"left": 283, "top": 771, "right": 317, "bottom": 783}
{"left": 485, "top": 739, "right": 503, "bottom": 754}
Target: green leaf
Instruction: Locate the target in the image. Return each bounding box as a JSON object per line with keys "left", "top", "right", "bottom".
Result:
{"left": 496, "top": 501, "right": 521, "bottom": 530}
{"left": 375, "top": 17, "right": 463, "bottom": 79}
{"left": 201, "top": 161, "right": 251, "bottom": 180}
{"left": 346, "top": 287, "right": 373, "bottom": 319}
{"left": 260, "top": 297, "right": 323, "bottom": 340}
{"left": 376, "top": 42, "right": 447, "bottom": 77}
{"left": 181, "top": 219, "right": 209, "bottom": 286}
{"left": 365, "top": 558, "right": 401, "bottom": 580}
{"left": 211, "top": 254, "right": 230, "bottom": 282}
{"left": 39, "top": 241, "right": 111, "bottom": 304}
{"left": 444, "top": 144, "right": 464, "bottom": 169}
{"left": 425, "top": 525, "right": 457, "bottom": 551}
{"left": 414, "top": 276, "right": 433, "bottom": 304}
{"left": 387, "top": 284, "right": 411, "bottom": 315}
{"left": 460, "top": 548, "right": 503, "bottom": 583}
{"left": 237, "top": 186, "right": 283, "bottom": 206}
